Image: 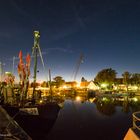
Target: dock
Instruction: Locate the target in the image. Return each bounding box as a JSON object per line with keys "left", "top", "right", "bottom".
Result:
{"left": 124, "top": 111, "right": 140, "bottom": 140}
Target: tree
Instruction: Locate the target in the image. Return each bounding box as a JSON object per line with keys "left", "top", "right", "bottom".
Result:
{"left": 41, "top": 81, "right": 48, "bottom": 87}
{"left": 122, "top": 71, "right": 131, "bottom": 92}
{"left": 30, "top": 82, "right": 40, "bottom": 88}
{"left": 53, "top": 76, "right": 65, "bottom": 88}
{"left": 131, "top": 73, "right": 140, "bottom": 90}
{"left": 94, "top": 68, "right": 117, "bottom": 90}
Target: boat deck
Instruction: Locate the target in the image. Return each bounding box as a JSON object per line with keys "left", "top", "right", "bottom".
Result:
{"left": 0, "top": 105, "right": 32, "bottom": 140}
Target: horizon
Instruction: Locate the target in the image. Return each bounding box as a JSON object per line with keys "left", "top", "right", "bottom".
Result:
{"left": 0, "top": 0, "right": 140, "bottom": 82}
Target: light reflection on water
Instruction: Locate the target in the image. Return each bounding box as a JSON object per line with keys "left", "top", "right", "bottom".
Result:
{"left": 46, "top": 97, "right": 140, "bottom": 140}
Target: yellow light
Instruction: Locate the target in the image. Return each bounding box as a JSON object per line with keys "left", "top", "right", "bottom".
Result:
{"left": 132, "top": 86, "right": 138, "bottom": 90}
{"left": 76, "top": 96, "right": 81, "bottom": 101}
{"left": 39, "top": 100, "right": 43, "bottom": 103}
{"left": 101, "top": 83, "right": 108, "bottom": 88}
{"left": 76, "top": 82, "right": 81, "bottom": 88}
{"left": 133, "top": 97, "right": 138, "bottom": 102}
{"left": 62, "top": 85, "right": 68, "bottom": 89}
{"left": 102, "top": 97, "right": 107, "bottom": 101}
{"left": 89, "top": 98, "right": 96, "bottom": 103}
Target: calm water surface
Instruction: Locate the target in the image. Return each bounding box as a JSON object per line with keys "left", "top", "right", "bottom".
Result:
{"left": 46, "top": 99, "right": 136, "bottom": 140}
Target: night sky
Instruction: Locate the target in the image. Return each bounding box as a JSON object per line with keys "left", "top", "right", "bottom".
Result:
{"left": 0, "top": 0, "right": 140, "bottom": 82}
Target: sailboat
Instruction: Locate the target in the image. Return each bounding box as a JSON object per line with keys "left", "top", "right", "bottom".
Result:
{"left": 1, "top": 31, "right": 63, "bottom": 139}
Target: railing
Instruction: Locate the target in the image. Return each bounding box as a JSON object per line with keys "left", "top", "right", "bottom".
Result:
{"left": 133, "top": 111, "right": 140, "bottom": 131}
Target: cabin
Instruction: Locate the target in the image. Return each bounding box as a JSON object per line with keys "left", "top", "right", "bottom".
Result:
{"left": 87, "top": 81, "right": 99, "bottom": 90}
{"left": 80, "top": 81, "right": 90, "bottom": 88}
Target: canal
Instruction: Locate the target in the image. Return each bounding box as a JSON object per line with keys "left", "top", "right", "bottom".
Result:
{"left": 46, "top": 97, "right": 140, "bottom": 140}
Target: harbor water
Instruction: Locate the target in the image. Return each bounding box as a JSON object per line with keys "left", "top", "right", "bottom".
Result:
{"left": 45, "top": 98, "right": 140, "bottom": 140}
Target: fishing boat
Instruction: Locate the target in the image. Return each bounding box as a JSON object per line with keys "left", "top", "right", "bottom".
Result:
{"left": 2, "top": 103, "right": 60, "bottom": 140}
{"left": 1, "top": 31, "right": 63, "bottom": 139}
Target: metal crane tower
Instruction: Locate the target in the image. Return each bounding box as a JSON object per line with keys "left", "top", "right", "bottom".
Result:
{"left": 73, "top": 53, "right": 84, "bottom": 81}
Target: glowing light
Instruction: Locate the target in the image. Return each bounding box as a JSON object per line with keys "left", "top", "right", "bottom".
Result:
{"left": 102, "top": 97, "right": 110, "bottom": 102}
{"left": 89, "top": 98, "right": 96, "bottom": 103}
{"left": 101, "top": 83, "right": 108, "bottom": 88}
{"left": 5, "top": 71, "right": 12, "bottom": 76}
{"left": 76, "top": 82, "right": 81, "bottom": 88}
{"left": 133, "top": 97, "right": 138, "bottom": 102}
{"left": 76, "top": 96, "right": 81, "bottom": 101}
{"left": 113, "top": 86, "right": 117, "bottom": 90}
{"left": 62, "top": 85, "right": 68, "bottom": 89}
{"left": 39, "top": 100, "right": 43, "bottom": 104}
{"left": 102, "top": 97, "right": 107, "bottom": 101}
{"left": 132, "top": 86, "right": 138, "bottom": 90}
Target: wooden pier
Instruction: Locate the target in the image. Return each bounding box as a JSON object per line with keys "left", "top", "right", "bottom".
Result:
{"left": 124, "top": 111, "right": 140, "bottom": 140}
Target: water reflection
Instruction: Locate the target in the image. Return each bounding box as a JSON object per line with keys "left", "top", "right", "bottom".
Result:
{"left": 73, "top": 94, "right": 140, "bottom": 116}
{"left": 8, "top": 93, "right": 139, "bottom": 140}
{"left": 95, "top": 97, "right": 116, "bottom": 116}
{"left": 47, "top": 94, "right": 140, "bottom": 140}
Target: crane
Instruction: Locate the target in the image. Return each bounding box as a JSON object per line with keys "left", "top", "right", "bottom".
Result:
{"left": 72, "top": 53, "right": 84, "bottom": 81}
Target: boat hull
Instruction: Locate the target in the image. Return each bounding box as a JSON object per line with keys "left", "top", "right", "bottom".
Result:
{"left": 2, "top": 103, "right": 60, "bottom": 140}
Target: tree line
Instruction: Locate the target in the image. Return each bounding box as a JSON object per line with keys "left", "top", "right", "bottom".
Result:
{"left": 30, "top": 68, "right": 140, "bottom": 91}
{"left": 94, "top": 68, "right": 140, "bottom": 91}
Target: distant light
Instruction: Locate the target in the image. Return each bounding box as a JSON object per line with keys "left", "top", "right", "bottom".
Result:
{"left": 102, "top": 97, "right": 107, "bottom": 101}
{"left": 5, "top": 72, "right": 12, "bottom": 75}
{"left": 76, "top": 96, "right": 81, "bottom": 101}
{"left": 133, "top": 97, "right": 138, "bottom": 102}
{"left": 76, "top": 82, "right": 81, "bottom": 88}
{"left": 132, "top": 86, "right": 138, "bottom": 90}
{"left": 89, "top": 98, "right": 96, "bottom": 103}
{"left": 101, "top": 83, "right": 108, "bottom": 88}
{"left": 39, "top": 100, "right": 43, "bottom": 104}
{"left": 62, "top": 85, "right": 68, "bottom": 89}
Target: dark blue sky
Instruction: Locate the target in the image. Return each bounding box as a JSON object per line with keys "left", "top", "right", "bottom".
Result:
{"left": 0, "top": 0, "right": 140, "bottom": 81}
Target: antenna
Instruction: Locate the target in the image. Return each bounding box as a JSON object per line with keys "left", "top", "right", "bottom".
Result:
{"left": 32, "top": 31, "right": 45, "bottom": 98}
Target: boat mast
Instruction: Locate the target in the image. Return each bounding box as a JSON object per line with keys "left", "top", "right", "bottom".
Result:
{"left": 32, "top": 31, "right": 40, "bottom": 99}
